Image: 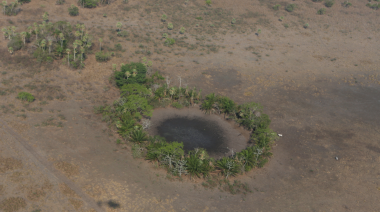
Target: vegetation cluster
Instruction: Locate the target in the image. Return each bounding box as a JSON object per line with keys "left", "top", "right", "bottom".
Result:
{"left": 95, "top": 63, "right": 278, "bottom": 181}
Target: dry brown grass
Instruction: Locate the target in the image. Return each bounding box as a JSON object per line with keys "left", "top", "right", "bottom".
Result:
{"left": 0, "top": 197, "right": 27, "bottom": 212}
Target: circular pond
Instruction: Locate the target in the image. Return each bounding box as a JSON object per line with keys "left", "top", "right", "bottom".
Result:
{"left": 148, "top": 107, "right": 249, "bottom": 158}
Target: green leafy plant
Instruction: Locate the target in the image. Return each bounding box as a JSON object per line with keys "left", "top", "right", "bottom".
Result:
{"left": 17, "top": 92, "right": 35, "bottom": 102}
{"left": 56, "top": 0, "right": 65, "bottom": 5}
{"left": 186, "top": 149, "right": 213, "bottom": 178}
{"left": 179, "top": 27, "right": 185, "bottom": 34}
{"left": 78, "top": 0, "right": 97, "bottom": 8}
{"left": 216, "top": 157, "right": 240, "bottom": 179}
{"left": 231, "top": 18, "right": 236, "bottom": 24}
{"left": 167, "top": 22, "right": 173, "bottom": 30}
{"left": 273, "top": 4, "right": 280, "bottom": 10}
{"left": 279, "top": 16, "right": 284, "bottom": 21}
{"left": 117, "top": 30, "right": 129, "bottom": 37}
{"left": 68, "top": 4, "right": 79, "bottom": 16}
{"left": 161, "top": 14, "right": 167, "bottom": 22}
{"left": 342, "top": 1, "right": 352, "bottom": 7}
{"left": 205, "top": 0, "right": 211, "bottom": 6}
{"left": 324, "top": 0, "right": 334, "bottom": 7}
{"left": 317, "top": 8, "right": 326, "bottom": 14}
{"left": 95, "top": 51, "right": 111, "bottom": 62}
{"left": 285, "top": 4, "right": 296, "bottom": 12}
{"left": 130, "top": 129, "right": 148, "bottom": 143}
{"left": 196, "top": 16, "right": 203, "bottom": 20}
{"left": 114, "top": 62, "right": 147, "bottom": 87}
{"left": 303, "top": 23, "right": 309, "bottom": 29}
{"left": 164, "top": 38, "right": 175, "bottom": 46}
{"left": 171, "top": 102, "right": 183, "bottom": 109}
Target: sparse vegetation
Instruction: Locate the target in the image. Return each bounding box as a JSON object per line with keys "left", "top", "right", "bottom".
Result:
{"left": 342, "top": 1, "right": 352, "bottom": 7}
{"left": 324, "top": 0, "right": 335, "bottom": 7}
{"left": 167, "top": 22, "right": 173, "bottom": 30}
{"left": 273, "top": 4, "right": 280, "bottom": 10}
{"left": 95, "top": 51, "right": 111, "bottom": 62}
{"left": 205, "top": 0, "right": 212, "bottom": 6}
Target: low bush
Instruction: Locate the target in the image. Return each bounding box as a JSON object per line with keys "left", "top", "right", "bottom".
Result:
{"left": 68, "top": 4, "right": 79, "bottom": 16}
{"left": 164, "top": 38, "right": 175, "bottom": 46}
{"left": 324, "top": 0, "right": 334, "bottom": 7}
{"left": 366, "top": 3, "right": 380, "bottom": 9}
{"left": 114, "top": 62, "right": 147, "bottom": 87}
{"left": 95, "top": 51, "right": 111, "bottom": 62}
{"left": 7, "top": 38, "right": 23, "bottom": 51}
{"left": 317, "top": 8, "right": 326, "bottom": 14}
{"left": 56, "top": 0, "right": 65, "bottom": 5}
{"left": 117, "top": 30, "right": 129, "bottom": 37}
{"left": 273, "top": 4, "right": 280, "bottom": 10}
{"left": 17, "top": 92, "right": 35, "bottom": 102}
{"left": 167, "top": 23, "right": 173, "bottom": 30}
{"left": 19, "top": 0, "right": 31, "bottom": 3}
{"left": 285, "top": 4, "right": 296, "bottom": 12}
{"left": 205, "top": 0, "right": 211, "bottom": 6}
{"left": 342, "top": 1, "right": 352, "bottom": 7}
{"left": 78, "top": 0, "right": 97, "bottom": 8}
{"left": 130, "top": 129, "right": 148, "bottom": 143}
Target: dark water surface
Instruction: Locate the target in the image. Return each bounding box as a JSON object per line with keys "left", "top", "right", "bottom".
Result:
{"left": 157, "top": 117, "right": 228, "bottom": 154}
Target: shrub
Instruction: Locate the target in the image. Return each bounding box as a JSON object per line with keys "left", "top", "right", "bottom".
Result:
{"left": 231, "top": 18, "right": 236, "bottom": 24}
{"left": 236, "top": 102, "right": 263, "bottom": 130}
{"left": 312, "top": 0, "right": 323, "bottom": 2}
{"left": 68, "top": 5, "right": 79, "bottom": 16}
{"left": 167, "top": 22, "right": 173, "bottom": 30}
{"left": 366, "top": 3, "right": 380, "bottom": 9}
{"left": 161, "top": 14, "right": 167, "bottom": 22}
{"left": 324, "top": 0, "right": 334, "bottom": 7}
{"left": 78, "top": 0, "right": 97, "bottom": 8}
{"left": 196, "top": 16, "right": 203, "bottom": 20}
{"left": 117, "top": 30, "right": 129, "bottom": 37}
{"left": 303, "top": 23, "right": 309, "bottom": 29}
{"left": 114, "top": 62, "right": 147, "bottom": 87}
{"left": 179, "top": 27, "right": 185, "bottom": 34}
{"left": 17, "top": 92, "right": 35, "bottom": 102}
{"left": 285, "top": 4, "right": 296, "bottom": 12}
{"left": 317, "top": 8, "right": 326, "bottom": 14}
{"left": 217, "top": 96, "right": 236, "bottom": 118}
{"left": 130, "top": 129, "right": 148, "bottom": 143}
{"left": 186, "top": 150, "right": 213, "bottom": 178}
{"left": 342, "top": 1, "right": 352, "bottom": 7}
{"left": 7, "top": 38, "right": 23, "bottom": 51}
{"left": 216, "top": 157, "right": 240, "bottom": 179}
{"left": 171, "top": 102, "right": 183, "bottom": 109}
{"left": 164, "top": 38, "right": 175, "bottom": 46}
{"left": 205, "top": 0, "right": 211, "bottom": 6}
{"left": 19, "top": 0, "right": 31, "bottom": 3}
{"left": 56, "top": 0, "right": 65, "bottom": 5}
{"left": 95, "top": 51, "right": 111, "bottom": 62}
{"left": 146, "top": 141, "right": 184, "bottom": 162}
{"left": 273, "top": 4, "right": 280, "bottom": 10}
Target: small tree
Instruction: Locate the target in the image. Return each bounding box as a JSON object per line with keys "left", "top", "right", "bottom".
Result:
{"left": 59, "top": 33, "right": 64, "bottom": 47}
{"left": 8, "top": 47, "right": 13, "bottom": 54}
{"left": 42, "top": 12, "right": 49, "bottom": 22}
{"left": 116, "top": 22, "right": 122, "bottom": 31}
{"left": 167, "top": 22, "right": 173, "bottom": 30}
{"left": 205, "top": 0, "right": 211, "bottom": 6}
{"left": 66, "top": 49, "right": 70, "bottom": 65}
{"left": 48, "top": 38, "right": 53, "bottom": 54}
{"left": 231, "top": 18, "right": 236, "bottom": 24}
{"left": 99, "top": 38, "right": 102, "bottom": 50}
{"left": 179, "top": 27, "right": 185, "bottom": 34}
{"left": 40, "top": 39, "right": 46, "bottom": 51}
{"left": 20, "top": 31, "right": 26, "bottom": 44}
{"left": 68, "top": 4, "right": 79, "bottom": 16}
{"left": 161, "top": 14, "right": 167, "bottom": 22}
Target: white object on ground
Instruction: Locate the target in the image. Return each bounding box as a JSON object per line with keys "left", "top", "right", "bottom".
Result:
{"left": 278, "top": 134, "right": 283, "bottom": 137}
{"left": 335, "top": 156, "right": 339, "bottom": 161}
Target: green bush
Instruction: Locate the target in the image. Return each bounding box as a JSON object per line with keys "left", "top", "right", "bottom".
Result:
{"left": 312, "top": 0, "right": 323, "bottom": 2}
{"left": 68, "top": 4, "right": 79, "bottom": 16}
{"left": 273, "top": 4, "right": 280, "bottom": 10}
{"left": 120, "top": 83, "right": 150, "bottom": 98}
{"left": 95, "top": 51, "right": 111, "bottom": 62}
{"left": 366, "top": 3, "right": 380, "bottom": 9}
{"left": 342, "top": 1, "right": 352, "bottom": 7}
{"left": 56, "top": 0, "right": 65, "bottom": 5}
{"left": 78, "top": 0, "right": 98, "bottom": 8}
{"left": 285, "top": 4, "right": 296, "bottom": 12}
{"left": 17, "top": 92, "right": 35, "bottom": 102}
{"left": 117, "top": 30, "right": 129, "bottom": 37}
{"left": 146, "top": 141, "right": 184, "bottom": 161}
{"left": 167, "top": 23, "right": 173, "bottom": 30}
{"left": 186, "top": 150, "right": 213, "bottom": 178}
{"left": 324, "top": 0, "right": 334, "bottom": 7}
{"left": 161, "top": 14, "right": 167, "bottom": 22}
{"left": 216, "top": 157, "right": 240, "bottom": 179}
{"left": 130, "top": 130, "right": 148, "bottom": 143}
{"left": 114, "top": 62, "right": 147, "bottom": 87}
{"left": 205, "top": 0, "right": 211, "bottom": 6}
{"left": 171, "top": 102, "right": 183, "bottom": 109}
{"left": 164, "top": 38, "right": 175, "bottom": 46}
{"left": 236, "top": 102, "right": 264, "bottom": 130}
{"left": 19, "top": 0, "right": 31, "bottom": 3}
{"left": 7, "top": 38, "right": 23, "bottom": 51}
{"left": 317, "top": 8, "right": 326, "bottom": 14}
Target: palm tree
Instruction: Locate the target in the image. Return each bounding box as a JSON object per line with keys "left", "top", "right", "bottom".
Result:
{"left": 125, "top": 71, "right": 131, "bottom": 80}
{"left": 132, "top": 69, "right": 137, "bottom": 77}
{"left": 48, "top": 38, "right": 53, "bottom": 54}
{"left": 66, "top": 49, "right": 70, "bottom": 65}
{"left": 75, "top": 31, "right": 81, "bottom": 40}
{"left": 8, "top": 47, "right": 13, "bottom": 54}
{"left": 33, "top": 23, "right": 38, "bottom": 40}
{"left": 40, "top": 39, "right": 46, "bottom": 51}
{"left": 11, "top": 26, "right": 16, "bottom": 36}
{"left": 99, "top": 38, "right": 102, "bottom": 50}
{"left": 59, "top": 33, "right": 64, "bottom": 47}
{"left": 80, "top": 46, "right": 84, "bottom": 64}
{"left": 20, "top": 32, "right": 26, "bottom": 44}
{"left": 1, "top": 27, "right": 7, "bottom": 39}
{"left": 169, "top": 87, "right": 175, "bottom": 99}
{"left": 42, "top": 12, "right": 49, "bottom": 22}
{"left": 1, "top": 1, "right": 6, "bottom": 16}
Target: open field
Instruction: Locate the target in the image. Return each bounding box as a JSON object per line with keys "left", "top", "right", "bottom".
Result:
{"left": 0, "top": 0, "right": 380, "bottom": 211}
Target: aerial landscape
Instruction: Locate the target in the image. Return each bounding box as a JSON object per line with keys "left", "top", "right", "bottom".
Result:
{"left": 0, "top": 0, "right": 379, "bottom": 211}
